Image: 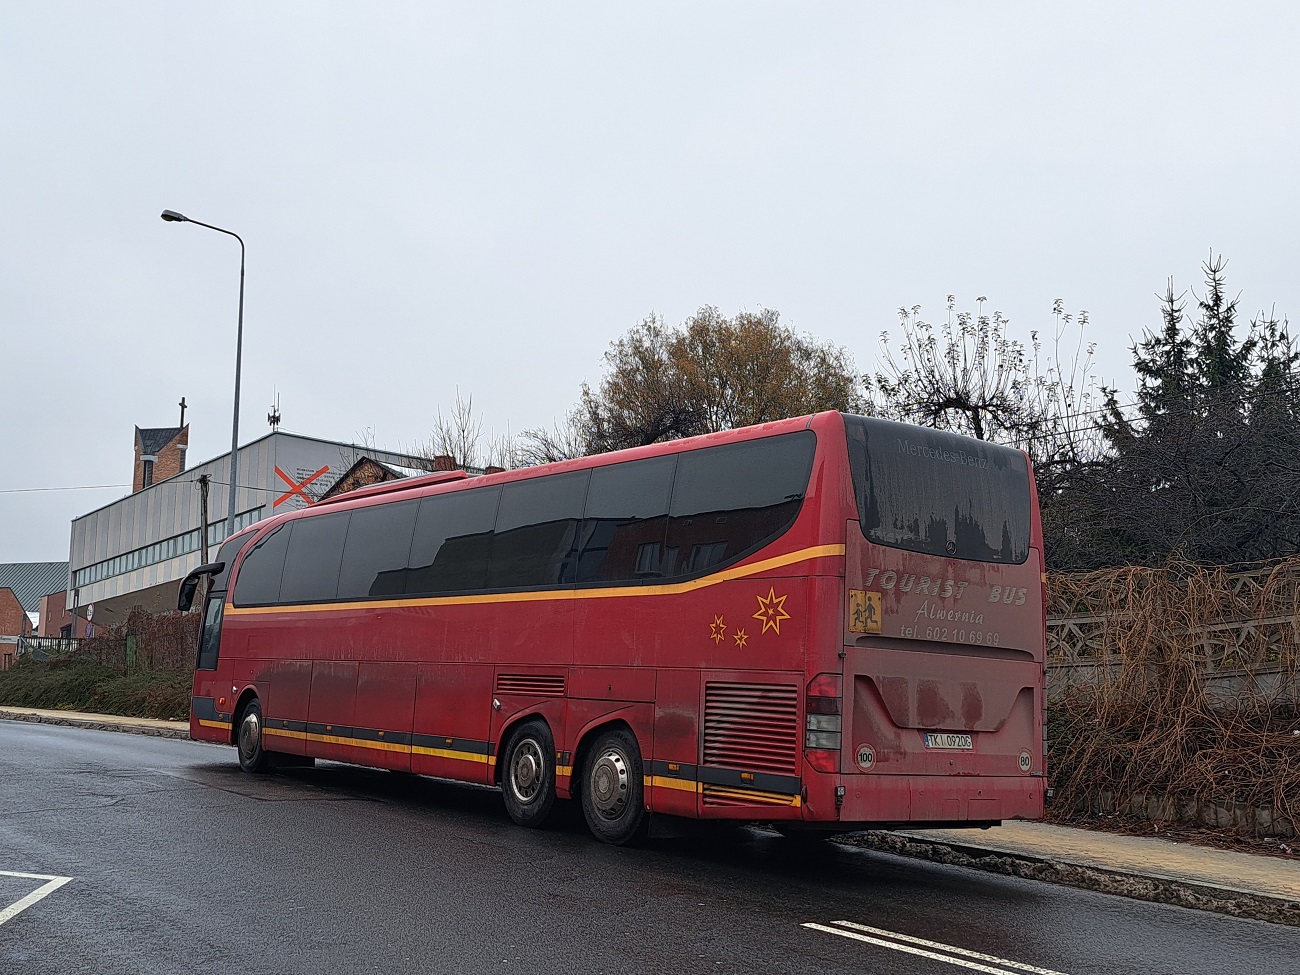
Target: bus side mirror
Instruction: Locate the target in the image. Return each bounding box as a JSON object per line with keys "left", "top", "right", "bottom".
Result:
{"left": 178, "top": 562, "right": 225, "bottom": 611}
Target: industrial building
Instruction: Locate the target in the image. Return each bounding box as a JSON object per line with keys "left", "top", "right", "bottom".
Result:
{"left": 66, "top": 425, "right": 433, "bottom": 628}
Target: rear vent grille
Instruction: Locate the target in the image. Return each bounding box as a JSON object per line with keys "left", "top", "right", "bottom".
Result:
{"left": 494, "top": 673, "right": 565, "bottom": 697}
{"left": 703, "top": 681, "right": 799, "bottom": 776}
{"left": 701, "top": 785, "right": 799, "bottom": 808}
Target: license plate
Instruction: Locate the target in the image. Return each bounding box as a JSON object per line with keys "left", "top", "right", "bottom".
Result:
{"left": 924, "top": 732, "right": 973, "bottom": 750}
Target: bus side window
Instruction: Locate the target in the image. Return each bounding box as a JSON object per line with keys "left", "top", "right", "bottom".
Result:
{"left": 662, "top": 432, "right": 815, "bottom": 578}
{"left": 406, "top": 487, "right": 501, "bottom": 595}
{"left": 577, "top": 454, "right": 675, "bottom": 584}
{"left": 488, "top": 471, "right": 589, "bottom": 590}
{"left": 336, "top": 499, "right": 419, "bottom": 600}
{"left": 232, "top": 525, "right": 292, "bottom": 607}
{"left": 279, "top": 511, "right": 351, "bottom": 604}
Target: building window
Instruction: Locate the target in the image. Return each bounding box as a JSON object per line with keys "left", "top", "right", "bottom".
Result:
{"left": 72, "top": 507, "right": 264, "bottom": 587}
{"left": 142, "top": 459, "right": 154, "bottom": 487}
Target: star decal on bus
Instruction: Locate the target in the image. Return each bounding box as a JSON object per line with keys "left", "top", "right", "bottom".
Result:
{"left": 709, "top": 614, "right": 727, "bottom": 644}
{"left": 753, "top": 587, "right": 792, "bottom": 635}
{"left": 733, "top": 627, "right": 749, "bottom": 649}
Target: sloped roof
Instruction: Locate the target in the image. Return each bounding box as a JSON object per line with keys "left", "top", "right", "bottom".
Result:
{"left": 136, "top": 426, "right": 184, "bottom": 456}
{"left": 0, "top": 562, "right": 69, "bottom": 611}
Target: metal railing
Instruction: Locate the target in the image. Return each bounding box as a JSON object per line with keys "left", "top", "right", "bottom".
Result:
{"left": 1047, "top": 561, "right": 1300, "bottom": 676}
{"left": 16, "top": 635, "right": 80, "bottom": 661}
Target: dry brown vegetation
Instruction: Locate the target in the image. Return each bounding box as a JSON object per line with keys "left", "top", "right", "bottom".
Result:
{"left": 1047, "top": 560, "right": 1300, "bottom": 837}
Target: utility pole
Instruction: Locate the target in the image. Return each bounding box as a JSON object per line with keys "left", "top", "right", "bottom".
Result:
{"left": 196, "top": 473, "right": 212, "bottom": 607}
{"left": 197, "top": 473, "right": 211, "bottom": 563}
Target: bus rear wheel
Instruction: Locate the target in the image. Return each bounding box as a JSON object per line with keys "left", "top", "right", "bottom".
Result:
{"left": 236, "top": 698, "right": 270, "bottom": 774}
{"left": 580, "top": 728, "right": 647, "bottom": 846}
{"left": 501, "top": 720, "right": 556, "bottom": 828}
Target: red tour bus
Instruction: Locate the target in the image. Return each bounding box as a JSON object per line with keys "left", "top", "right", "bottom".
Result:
{"left": 181, "top": 411, "right": 1046, "bottom": 845}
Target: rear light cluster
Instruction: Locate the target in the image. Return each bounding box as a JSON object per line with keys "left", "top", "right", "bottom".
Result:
{"left": 804, "top": 673, "right": 842, "bottom": 773}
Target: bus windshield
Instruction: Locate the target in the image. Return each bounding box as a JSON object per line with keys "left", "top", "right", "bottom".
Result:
{"left": 844, "top": 415, "right": 1031, "bottom": 564}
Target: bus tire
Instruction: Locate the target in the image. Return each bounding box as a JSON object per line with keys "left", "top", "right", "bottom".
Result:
{"left": 580, "top": 727, "right": 648, "bottom": 846}
{"left": 501, "top": 720, "right": 556, "bottom": 828}
{"left": 236, "top": 698, "right": 270, "bottom": 774}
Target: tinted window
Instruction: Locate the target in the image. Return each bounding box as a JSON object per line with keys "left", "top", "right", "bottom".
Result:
{"left": 576, "top": 455, "right": 675, "bottom": 583}
{"left": 405, "top": 487, "right": 501, "bottom": 594}
{"left": 336, "top": 500, "right": 419, "bottom": 599}
{"left": 844, "top": 415, "right": 1031, "bottom": 564}
{"left": 232, "top": 525, "right": 291, "bottom": 606}
{"left": 662, "top": 432, "right": 816, "bottom": 577}
{"left": 196, "top": 597, "right": 223, "bottom": 670}
{"left": 488, "top": 471, "right": 589, "bottom": 589}
{"left": 208, "top": 533, "right": 251, "bottom": 593}
{"left": 279, "top": 512, "right": 350, "bottom": 603}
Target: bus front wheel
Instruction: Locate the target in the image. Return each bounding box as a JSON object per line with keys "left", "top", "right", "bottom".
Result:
{"left": 501, "top": 720, "right": 556, "bottom": 828}
{"left": 580, "top": 728, "right": 648, "bottom": 846}
{"left": 236, "top": 698, "right": 270, "bottom": 774}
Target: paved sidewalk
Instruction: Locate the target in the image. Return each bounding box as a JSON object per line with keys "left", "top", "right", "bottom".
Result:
{"left": 0, "top": 705, "right": 190, "bottom": 738}
{"left": 905, "top": 821, "right": 1300, "bottom": 902}
{"left": 847, "top": 820, "right": 1300, "bottom": 926}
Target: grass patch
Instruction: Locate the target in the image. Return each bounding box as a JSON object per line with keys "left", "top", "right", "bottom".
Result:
{"left": 0, "top": 658, "right": 192, "bottom": 721}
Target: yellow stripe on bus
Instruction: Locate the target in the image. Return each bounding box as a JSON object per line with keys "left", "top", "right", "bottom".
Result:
{"left": 646, "top": 775, "right": 701, "bottom": 794}
{"left": 225, "top": 544, "right": 845, "bottom": 616}
{"left": 197, "top": 719, "right": 232, "bottom": 731}
{"left": 410, "top": 745, "right": 492, "bottom": 765}
{"left": 304, "top": 732, "right": 411, "bottom": 754}
{"left": 262, "top": 726, "right": 490, "bottom": 764}
{"left": 264, "top": 727, "right": 307, "bottom": 741}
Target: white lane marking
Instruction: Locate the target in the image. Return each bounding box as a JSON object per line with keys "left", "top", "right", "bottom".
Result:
{"left": 804, "top": 921, "right": 1070, "bottom": 975}
{"left": 0, "top": 871, "right": 73, "bottom": 927}
{"left": 827, "top": 921, "right": 1069, "bottom": 975}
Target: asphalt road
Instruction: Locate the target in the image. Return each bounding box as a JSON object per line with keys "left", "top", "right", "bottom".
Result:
{"left": 2, "top": 722, "right": 1298, "bottom": 975}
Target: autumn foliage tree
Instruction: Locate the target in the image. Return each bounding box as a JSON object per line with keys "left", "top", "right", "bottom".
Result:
{"left": 576, "top": 307, "right": 860, "bottom": 453}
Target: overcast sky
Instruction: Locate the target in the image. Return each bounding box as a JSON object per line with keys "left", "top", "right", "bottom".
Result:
{"left": 3, "top": 2, "right": 1299, "bottom": 563}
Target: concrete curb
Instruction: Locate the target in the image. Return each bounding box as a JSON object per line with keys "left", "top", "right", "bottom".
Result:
{"left": 0, "top": 708, "right": 191, "bottom": 740}
{"left": 840, "top": 831, "right": 1300, "bottom": 928}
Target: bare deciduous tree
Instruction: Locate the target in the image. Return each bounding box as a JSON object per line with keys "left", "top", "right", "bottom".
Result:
{"left": 418, "top": 389, "right": 514, "bottom": 471}
{"left": 513, "top": 415, "right": 588, "bottom": 466}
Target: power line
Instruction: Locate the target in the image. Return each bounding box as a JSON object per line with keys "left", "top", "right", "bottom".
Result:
{"left": 0, "top": 484, "right": 130, "bottom": 494}
{"left": 1, "top": 477, "right": 314, "bottom": 498}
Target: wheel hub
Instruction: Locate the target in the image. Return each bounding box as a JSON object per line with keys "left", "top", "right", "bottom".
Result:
{"left": 589, "top": 749, "right": 629, "bottom": 819}
{"left": 239, "top": 711, "right": 260, "bottom": 760}
{"left": 509, "top": 739, "right": 544, "bottom": 804}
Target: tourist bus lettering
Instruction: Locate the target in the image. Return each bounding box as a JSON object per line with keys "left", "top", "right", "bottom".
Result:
{"left": 862, "top": 566, "right": 969, "bottom": 600}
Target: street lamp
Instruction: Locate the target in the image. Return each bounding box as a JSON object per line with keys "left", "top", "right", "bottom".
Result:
{"left": 161, "top": 209, "right": 245, "bottom": 539}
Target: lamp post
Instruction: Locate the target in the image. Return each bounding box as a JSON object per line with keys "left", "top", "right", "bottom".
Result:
{"left": 161, "top": 209, "right": 245, "bottom": 538}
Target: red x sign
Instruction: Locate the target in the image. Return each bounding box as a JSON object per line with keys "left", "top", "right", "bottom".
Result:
{"left": 273, "top": 465, "right": 330, "bottom": 507}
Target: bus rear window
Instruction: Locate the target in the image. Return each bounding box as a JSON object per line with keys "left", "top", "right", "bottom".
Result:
{"left": 844, "top": 415, "right": 1031, "bottom": 564}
